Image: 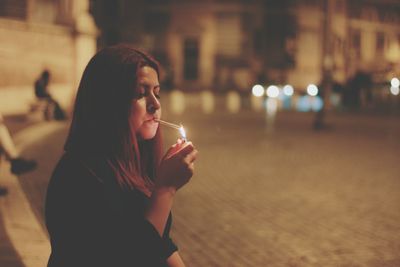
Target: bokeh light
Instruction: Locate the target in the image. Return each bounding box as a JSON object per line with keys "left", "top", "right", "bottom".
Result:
{"left": 390, "top": 77, "right": 400, "bottom": 88}
{"left": 252, "top": 84, "right": 265, "bottom": 97}
{"left": 311, "top": 96, "right": 324, "bottom": 111}
{"left": 266, "top": 85, "right": 280, "bottom": 98}
{"left": 307, "top": 84, "right": 319, "bottom": 96}
{"left": 282, "top": 84, "right": 294, "bottom": 96}
{"left": 390, "top": 86, "right": 400, "bottom": 95}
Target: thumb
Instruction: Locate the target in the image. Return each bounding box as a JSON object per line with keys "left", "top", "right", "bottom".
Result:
{"left": 164, "top": 142, "right": 182, "bottom": 159}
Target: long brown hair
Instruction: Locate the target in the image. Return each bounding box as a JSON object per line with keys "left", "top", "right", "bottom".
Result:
{"left": 65, "top": 44, "right": 163, "bottom": 196}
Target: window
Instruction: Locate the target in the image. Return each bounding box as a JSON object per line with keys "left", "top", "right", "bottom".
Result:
{"left": 335, "top": 0, "right": 344, "bottom": 13}
{"left": 351, "top": 29, "right": 361, "bottom": 58}
{"left": 183, "top": 38, "right": 199, "bottom": 81}
{"left": 0, "top": 0, "right": 27, "bottom": 20}
{"left": 352, "top": 30, "right": 361, "bottom": 49}
{"left": 376, "top": 31, "right": 385, "bottom": 55}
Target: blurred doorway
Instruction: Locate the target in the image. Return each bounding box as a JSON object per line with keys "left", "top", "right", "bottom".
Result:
{"left": 183, "top": 38, "right": 199, "bottom": 81}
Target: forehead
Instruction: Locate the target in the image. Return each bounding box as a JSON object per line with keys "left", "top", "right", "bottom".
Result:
{"left": 137, "top": 66, "right": 158, "bottom": 84}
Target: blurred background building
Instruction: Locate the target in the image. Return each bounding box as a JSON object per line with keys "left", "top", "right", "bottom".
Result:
{"left": 0, "top": 0, "right": 96, "bottom": 87}
{"left": 0, "top": 0, "right": 96, "bottom": 113}
{"left": 0, "top": 0, "right": 399, "bottom": 111}
{"left": 90, "top": 0, "right": 400, "bottom": 92}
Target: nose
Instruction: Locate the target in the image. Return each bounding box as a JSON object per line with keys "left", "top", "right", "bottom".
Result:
{"left": 147, "top": 94, "right": 161, "bottom": 114}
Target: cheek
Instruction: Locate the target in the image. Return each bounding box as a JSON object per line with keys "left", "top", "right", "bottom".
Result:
{"left": 130, "top": 102, "right": 145, "bottom": 129}
{"left": 138, "top": 123, "right": 159, "bottom": 140}
{"left": 130, "top": 115, "right": 141, "bottom": 131}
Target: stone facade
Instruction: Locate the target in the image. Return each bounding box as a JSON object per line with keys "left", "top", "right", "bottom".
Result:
{"left": 0, "top": 0, "right": 97, "bottom": 114}
{"left": 92, "top": 0, "right": 400, "bottom": 92}
{"left": 0, "top": 18, "right": 75, "bottom": 87}
{"left": 2, "top": 0, "right": 399, "bottom": 97}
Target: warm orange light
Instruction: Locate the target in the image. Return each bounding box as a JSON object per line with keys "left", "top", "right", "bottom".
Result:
{"left": 179, "top": 125, "right": 187, "bottom": 141}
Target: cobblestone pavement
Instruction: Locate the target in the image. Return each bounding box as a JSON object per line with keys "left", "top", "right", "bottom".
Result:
{"left": 2, "top": 104, "right": 400, "bottom": 267}
{"left": 166, "top": 109, "right": 400, "bottom": 267}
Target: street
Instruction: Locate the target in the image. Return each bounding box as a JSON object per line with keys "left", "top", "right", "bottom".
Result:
{"left": 2, "top": 94, "right": 400, "bottom": 267}
{"left": 168, "top": 106, "right": 400, "bottom": 267}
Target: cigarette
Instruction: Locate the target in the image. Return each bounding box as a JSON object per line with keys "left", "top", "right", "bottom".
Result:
{"left": 154, "top": 119, "right": 181, "bottom": 130}
{"left": 155, "top": 119, "right": 187, "bottom": 142}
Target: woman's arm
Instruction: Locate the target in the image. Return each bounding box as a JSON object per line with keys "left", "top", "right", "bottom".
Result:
{"left": 145, "top": 186, "right": 175, "bottom": 236}
{"left": 167, "top": 251, "right": 186, "bottom": 267}
{"left": 146, "top": 142, "right": 197, "bottom": 235}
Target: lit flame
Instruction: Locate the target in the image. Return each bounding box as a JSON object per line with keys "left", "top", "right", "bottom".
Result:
{"left": 179, "top": 125, "right": 187, "bottom": 141}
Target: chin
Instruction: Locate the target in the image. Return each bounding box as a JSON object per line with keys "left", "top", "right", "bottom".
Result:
{"left": 141, "top": 134, "right": 156, "bottom": 140}
{"left": 138, "top": 130, "right": 157, "bottom": 140}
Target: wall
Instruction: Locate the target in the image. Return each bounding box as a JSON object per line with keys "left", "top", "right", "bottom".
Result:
{"left": 0, "top": 18, "right": 75, "bottom": 87}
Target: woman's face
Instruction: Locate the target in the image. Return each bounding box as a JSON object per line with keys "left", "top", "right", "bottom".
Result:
{"left": 131, "top": 66, "right": 161, "bottom": 140}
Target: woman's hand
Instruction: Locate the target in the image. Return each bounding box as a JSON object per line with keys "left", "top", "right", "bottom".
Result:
{"left": 155, "top": 140, "right": 198, "bottom": 193}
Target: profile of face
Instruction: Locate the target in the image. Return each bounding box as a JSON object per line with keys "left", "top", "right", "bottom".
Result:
{"left": 131, "top": 66, "right": 161, "bottom": 140}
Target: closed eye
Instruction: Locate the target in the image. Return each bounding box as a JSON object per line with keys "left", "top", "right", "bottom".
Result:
{"left": 135, "top": 84, "right": 160, "bottom": 99}
{"left": 154, "top": 86, "right": 161, "bottom": 99}
{"left": 135, "top": 91, "right": 146, "bottom": 99}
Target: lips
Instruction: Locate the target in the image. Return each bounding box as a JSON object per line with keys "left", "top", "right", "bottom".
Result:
{"left": 147, "top": 117, "right": 159, "bottom": 122}
{"left": 144, "top": 117, "right": 159, "bottom": 124}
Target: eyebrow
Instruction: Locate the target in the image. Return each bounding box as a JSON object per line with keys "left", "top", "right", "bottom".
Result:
{"left": 138, "top": 83, "right": 160, "bottom": 89}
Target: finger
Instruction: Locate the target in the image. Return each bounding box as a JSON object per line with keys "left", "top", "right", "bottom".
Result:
{"left": 185, "top": 149, "right": 198, "bottom": 163}
{"left": 182, "top": 160, "right": 194, "bottom": 175}
{"left": 175, "top": 142, "right": 194, "bottom": 157}
{"left": 166, "top": 140, "right": 191, "bottom": 158}
{"left": 188, "top": 162, "right": 195, "bottom": 175}
{"left": 185, "top": 162, "right": 194, "bottom": 174}
{"left": 164, "top": 143, "right": 181, "bottom": 159}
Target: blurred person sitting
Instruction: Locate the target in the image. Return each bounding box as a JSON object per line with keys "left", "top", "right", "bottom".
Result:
{"left": 0, "top": 113, "right": 37, "bottom": 196}
{"left": 34, "top": 70, "right": 67, "bottom": 120}
{"left": 35, "top": 70, "right": 52, "bottom": 99}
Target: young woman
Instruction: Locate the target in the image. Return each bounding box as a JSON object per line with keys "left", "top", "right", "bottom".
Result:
{"left": 45, "top": 44, "right": 198, "bottom": 267}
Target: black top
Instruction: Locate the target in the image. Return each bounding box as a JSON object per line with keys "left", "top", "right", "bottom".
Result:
{"left": 45, "top": 152, "right": 177, "bottom": 267}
